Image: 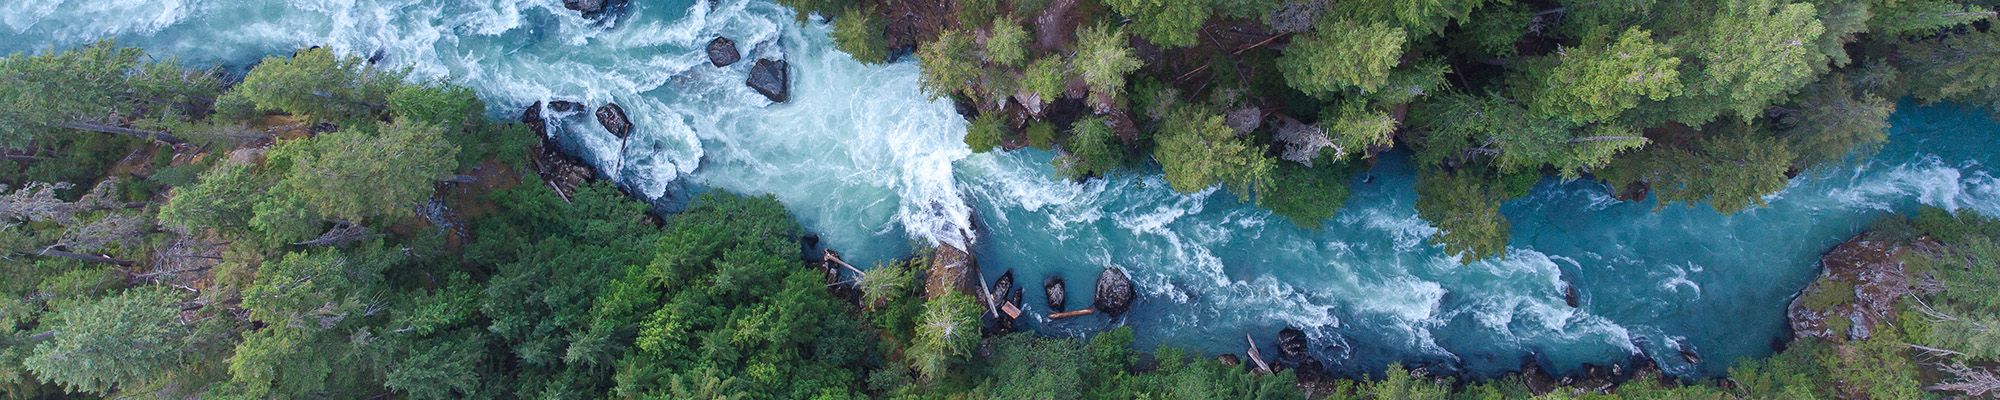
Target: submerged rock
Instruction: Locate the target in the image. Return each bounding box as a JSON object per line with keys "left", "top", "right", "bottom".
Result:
{"left": 707, "top": 37, "right": 740, "bottom": 67}
{"left": 1677, "top": 344, "right": 1701, "bottom": 365}
{"left": 1093, "top": 266, "right": 1134, "bottom": 315}
{"left": 1563, "top": 283, "right": 1581, "bottom": 308}
{"left": 549, "top": 100, "right": 585, "bottom": 113}
{"left": 747, "top": 59, "right": 790, "bottom": 103}
{"left": 1044, "top": 275, "right": 1066, "bottom": 312}
{"left": 596, "top": 103, "right": 632, "bottom": 138}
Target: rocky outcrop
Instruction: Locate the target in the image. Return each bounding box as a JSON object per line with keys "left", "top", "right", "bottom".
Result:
{"left": 747, "top": 59, "right": 790, "bottom": 103}
{"left": 707, "top": 37, "right": 740, "bottom": 67}
{"left": 1275, "top": 327, "right": 1309, "bottom": 360}
{"left": 595, "top": 103, "right": 632, "bottom": 138}
{"left": 1093, "top": 266, "right": 1134, "bottom": 316}
{"left": 1787, "top": 232, "right": 1934, "bottom": 340}
{"left": 1613, "top": 181, "right": 1650, "bottom": 202}
{"left": 1044, "top": 275, "right": 1067, "bottom": 312}
{"left": 563, "top": 0, "right": 626, "bottom": 19}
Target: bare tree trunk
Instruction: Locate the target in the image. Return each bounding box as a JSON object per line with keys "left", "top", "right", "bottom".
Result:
{"left": 1569, "top": 136, "right": 1647, "bottom": 143}
{"left": 56, "top": 121, "right": 186, "bottom": 145}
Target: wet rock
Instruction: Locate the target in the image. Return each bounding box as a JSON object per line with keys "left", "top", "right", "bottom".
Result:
{"left": 564, "top": 0, "right": 626, "bottom": 19}
{"left": 1217, "top": 354, "right": 1240, "bottom": 367}
{"left": 595, "top": 103, "right": 632, "bottom": 138}
{"left": 1520, "top": 358, "right": 1562, "bottom": 396}
{"left": 1275, "top": 327, "right": 1309, "bottom": 359}
{"left": 707, "top": 37, "right": 740, "bottom": 67}
{"left": 1563, "top": 283, "right": 1581, "bottom": 308}
{"left": 1677, "top": 345, "right": 1701, "bottom": 365}
{"left": 1093, "top": 266, "right": 1134, "bottom": 316}
{"left": 1044, "top": 275, "right": 1067, "bottom": 312}
{"left": 747, "top": 59, "right": 790, "bottom": 103}
{"left": 993, "top": 270, "right": 1016, "bottom": 306}
{"left": 1786, "top": 232, "right": 1935, "bottom": 341}
{"left": 521, "top": 101, "right": 547, "bottom": 135}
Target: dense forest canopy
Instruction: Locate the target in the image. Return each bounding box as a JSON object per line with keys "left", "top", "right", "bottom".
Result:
{"left": 0, "top": 0, "right": 1998, "bottom": 397}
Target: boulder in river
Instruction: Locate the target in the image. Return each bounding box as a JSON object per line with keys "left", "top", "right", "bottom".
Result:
{"left": 1275, "top": 327, "right": 1309, "bottom": 360}
{"left": 563, "top": 0, "right": 626, "bottom": 19}
{"left": 596, "top": 103, "right": 632, "bottom": 138}
{"left": 992, "top": 270, "right": 1015, "bottom": 306}
{"left": 549, "top": 100, "right": 585, "bottom": 113}
{"left": 1563, "top": 283, "right": 1580, "bottom": 308}
{"left": 707, "top": 37, "right": 740, "bottom": 67}
{"left": 1093, "top": 266, "right": 1134, "bottom": 316}
{"left": 1677, "top": 344, "right": 1701, "bottom": 365}
{"left": 521, "top": 101, "right": 547, "bottom": 135}
{"left": 1044, "top": 275, "right": 1066, "bottom": 312}
{"left": 747, "top": 59, "right": 790, "bottom": 103}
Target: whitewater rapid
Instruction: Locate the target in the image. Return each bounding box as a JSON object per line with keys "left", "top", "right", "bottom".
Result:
{"left": 8, "top": 0, "right": 2000, "bottom": 379}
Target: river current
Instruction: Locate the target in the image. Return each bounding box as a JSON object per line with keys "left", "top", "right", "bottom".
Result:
{"left": 7, "top": 0, "right": 1999, "bottom": 378}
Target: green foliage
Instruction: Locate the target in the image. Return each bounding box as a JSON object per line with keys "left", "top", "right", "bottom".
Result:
{"left": 1522, "top": 27, "right": 1683, "bottom": 124}
{"left": 267, "top": 118, "right": 459, "bottom": 223}
{"left": 24, "top": 288, "right": 192, "bottom": 395}
{"left": 1075, "top": 24, "right": 1144, "bottom": 102}
{"left": 1779, "top": 74, "right": 1894, "bottom": 170}
{"left": 1452, "top": 2, "right": 1530, "bottom": 59}
{"left": 1677, "top": 0, "right": 1827, "bottom": 123}
{"left": 223, "top": 245, "right": 399, "bottom": 399}
{"left": 1260, "top": 162, "right": 1355, "bottom": 230}
{"left": 1278, "top": 19, "right": 1407, "bottom": 94}
{"left": 1801, "top": 280, "right": 1857, "bottom": 311}
{"left": 158, "top": 161, "right": 274, "bottom": 235}
{"left": 964, "top": 112, "right": 1006, "bottom": 153}
{"left": 858, "top": 256, "right": 923, "bottom": 309}
{"left": 1317, "top": 102, "right": 1400, "bottom": 162}
{"left": 1025, "top": 121, "right": 1057, "bottom": 150}
{"left": 1336, "top": 0, "right": 1486, "bottom": 36}
{"left": 1597, "top": 126, "right": 1795, "bottom": 214}
{"left": 917, "top": 30, "right": 980, "bottom": 100}
{"left": 589, "top": 191, "right": 872, "bottom": 399}
{"left": 230, "top": 47, "right": 405, "bottom": 123}
{"left": 985, "top": 18, "right": 1031, "bottom": 67}
{"left": 958, "top": 0, "right": 998, "bottom": 29}
{"left": 1366, "top": 364, "right": 1452, "bottom": 400}
{"left": 1022, "top": 56, "right": 1070, "bottom": 103}
{"left": 832, "top": 7, "right": 891, "bottom": 64}
{"left": 0, "top": 40, "right": 219, "bottom": 148}
{"left": 1415, "top": 170, "right": 1510, "bottom": 261}
{"left": 910, "top": 291, "right": 982, "bottom": 380}
{"left": 979, "top": 334, "right": 1088, "bottom": 398}
{"left": 1414, "top": 93, "right": 1647, "bottom": 180}
{"left": 1102, "top": 0, "right": 1214, "bottom": 48}
{"left": 1870, "top": 0, "right": 1994, "bottom": 36}
{"left": 1154, "top": 105, "right": 1274, "bottom": 201}
{"left": 1054, "top": 117, "right": 1125, "bottom": 180}
{"left": 1901, "top": 28, "right": 2000, "bottom": 115}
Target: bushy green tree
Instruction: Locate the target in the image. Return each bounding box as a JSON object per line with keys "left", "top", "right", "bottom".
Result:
{"left": 909, "top": 291, "right": 981, "bottom": 381}
{"left": 1260, "top": 162, "right": 1355, "bottom": 230}
{"left": 1101, "top": 0, "right": 1214, "bottom": 48}
{"left": 0, "top": 40, "right": 219, "bottom": 147}
{"left": 917, "top": 30, "right": 980, "bottom": 100}
{"left": 1054, "top": 117, "right": 1125, "bottom": 180}
{"left": 1337, "top": 0, "right": 1486, "bottom": 36}
{"left": 1777, "top": 74, "right": 1894, "bottom": 170}
{"left": 23, "top": 288, "right": 193, "bottom": 395}
{"left": 832, "top": 7, "right": 890, "bottom": 64}
{"left": 267, "top": 118, "right": 458, "bottom": 223}
{"left": 1277, "top": 19, "right": 1407, "bottom": 94}
{"left": 1522, "top": 27, "right": 1683, "bottom": 124}
{"left": 1154, "top": 106, "right": 1274, "bottom": 201}
{"left": 1901, "top": 28, "right": 2000, "bottom": 115}
{"left": 1597, "top": 125, "right": 1795, "bottom": 214}
{"left": 1869, "top": 0, "right": 1994, "bottom": 36}
{"left": 225, "top": 47, "right": 404, "bottom": 123}
{"left": 1677, "top": 0, "right": 1826, "bottom": 123}
{"left": 985, "top": 18, "right": 1031, "bottom": 67}
{"left": 1075, "top": 24, "right": 1144, "bottom": 103}
{"left": 1022, "top": 56, "right": 1070, "bottom": 103}
{"left": 1415, "top": 170, "right": 1510, "bottom": 261}
{"left": 963, "top": 112, "right": 1006, "bottom": 153}
{"left": 1415, "top": 93, "right": 1647, "bottom": 180}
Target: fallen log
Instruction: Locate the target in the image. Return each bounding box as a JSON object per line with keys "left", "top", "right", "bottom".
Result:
{"left": 1049, "top": 309, "right": 1095, "bottom": 319}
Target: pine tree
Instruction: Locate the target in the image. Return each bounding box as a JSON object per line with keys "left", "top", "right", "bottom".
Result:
{"left": 1277, "top": 19, "right": 1407, "bottom": 94}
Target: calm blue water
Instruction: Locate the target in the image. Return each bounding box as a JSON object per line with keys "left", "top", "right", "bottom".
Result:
{"left": 7, "top": 0, "right": 1999, "bottom": 379}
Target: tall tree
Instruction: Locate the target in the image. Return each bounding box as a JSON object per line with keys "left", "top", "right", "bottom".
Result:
{"left": 23, "top": 288, "right": 193, "bottom": 396}
{"left": 1520, "top": 27, "right": 1683, "bottom": 124}
{"left": 1154, "top": 106, "right": 1275, "bottom": 201}
{"left": 1101, "top": 0, "right": 1215, "bottom": 48}
{"left": 1277, "top": 19, "right": 1408, "bottom": 94}
{"left": 224, "top": 47, "right": 404, "bottom": 123}
{"left": 267, "top": 118, "right": 459, "bottom": 224}
{"left": 1776, "top": 74, "right": 1895, "bottom": 170}
{"left": 1415, "top": 170, "right": 1511, "bottom": 262}
{"left": 1902, "top": 29, "right": 2000, "bottom": 115}
{"left": 1676, "top": 0, "right": 1826, "bottom": 123}
{"left": 1075, "top": 24, "right": 1144, "bottom": 108}
{"left": 0, "top": 40, "right": 218, "bottom": 148}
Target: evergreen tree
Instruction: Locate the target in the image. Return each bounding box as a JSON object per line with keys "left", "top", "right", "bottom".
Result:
{"left": 1415, "top": 170, "right": 1511, "bottom": 262}
{"left": 1277, "top": 19, "right": 1407, "bottom": 94}
{"left": 1101, "top": 0, "right": 1214, "bottom": 48}
{"left": 1075, "top": 24, "right": 1144, "bottom": 106}
{"left": 23, "top": 288, "right": 193, "bottom": 396}
{"left": 831, "top": 7, "right": 890, "bottom": 64}
{"left": 226, "top": 47, "right": 404, "bottom": 123}
{"left": 1521, "top": 27, "right": 1683, "bottom": 124}
{"left": 1154, "top": 106, "right": 1274, "bottom": 201}
{"left": 0, "top": 40, "right": 219, "bottom": 148}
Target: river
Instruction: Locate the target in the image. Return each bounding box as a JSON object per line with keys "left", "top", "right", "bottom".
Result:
{"left": 6, "top": 0, "right": 1998, "bottom": 379}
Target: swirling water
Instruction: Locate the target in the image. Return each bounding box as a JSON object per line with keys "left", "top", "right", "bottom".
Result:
{"left": 7, "top": 0, "right": 2000, "bottom": 379}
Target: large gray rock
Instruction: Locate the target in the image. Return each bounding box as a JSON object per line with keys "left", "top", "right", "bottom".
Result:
{"left": 747, "top": 59, "right": 790, "bottom": 103}
{"left": 596, "top": 103, "right": 632, "bottom": 138}
{"left": 1044, "top": 275, "right": 1066, "bottom": 312}
{"left": 707, "top": 37, "right": 740, "bottom": 67}
{"left": 563, "top": 0, "right": 605, "bottom": 15}
{"left": 1093, "top": 267, "right": 1133, "bottom": 315}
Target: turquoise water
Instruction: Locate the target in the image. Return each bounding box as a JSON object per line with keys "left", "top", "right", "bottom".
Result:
{"left": 7, "top": 0, "right": 2000, "bottom": 379}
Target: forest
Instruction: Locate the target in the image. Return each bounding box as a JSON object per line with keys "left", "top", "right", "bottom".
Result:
{"left": 1, "top": 0, "right": 1999, "bottom": 398}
